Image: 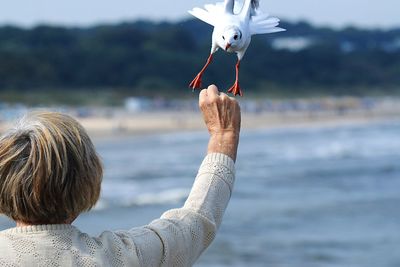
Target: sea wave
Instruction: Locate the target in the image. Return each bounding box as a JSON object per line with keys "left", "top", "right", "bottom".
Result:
{"left": 240, "top": 121, "right": 400, "bottom": 162}
{"left": 93, "top": 188, "right": 189, "bottom": 211}
{"left": 93, "top": 176, "right": 191, "bottom": 211}
{"left": 125, "top": 188, "right": 190, "bottom": 206}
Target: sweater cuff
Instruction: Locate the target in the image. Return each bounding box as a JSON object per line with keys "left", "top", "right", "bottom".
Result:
{"left": 203, "top": 153, "right": 235, "bottom": 172}
{"left": 199, "top": 153, "right": 236, "bottom": 191}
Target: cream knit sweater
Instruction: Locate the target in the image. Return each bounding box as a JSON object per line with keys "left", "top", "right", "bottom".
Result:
{"left": 0, "top": 153, "right": 235, "bottom": 267}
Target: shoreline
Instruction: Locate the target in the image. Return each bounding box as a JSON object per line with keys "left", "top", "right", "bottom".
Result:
{"left": 49, "top": 111, "right": 400, "bottom": 138}
{"left": 1, "top": 106, "right": 399, "bottom": 139}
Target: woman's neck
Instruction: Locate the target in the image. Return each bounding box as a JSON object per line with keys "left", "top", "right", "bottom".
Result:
{"left": 16, "top": 221, "right": 31, "bottom": 227}
{"left": 16, "top": 217, "right": 76, "bottom": 227}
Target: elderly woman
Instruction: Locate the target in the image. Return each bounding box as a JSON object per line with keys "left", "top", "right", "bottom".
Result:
{"left": 0, "top": 85, "right": 241, "bottom": 267}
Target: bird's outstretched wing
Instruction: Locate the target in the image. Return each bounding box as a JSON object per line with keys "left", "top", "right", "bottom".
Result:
{"left": 250, "top": 11, "right": 285, "bottom": 35}
{"left": 188, "top": 2, "right": 225, "bottom": 27}
{"left": 189, "top": 1, "right": 247, "bottom": 26}
{"left": 248, "top": 0, "right": 285, "bottom": 35}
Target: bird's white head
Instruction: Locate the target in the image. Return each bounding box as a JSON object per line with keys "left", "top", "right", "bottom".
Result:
{"left": 219, "top": 26, "right": 244, "bottom": 52}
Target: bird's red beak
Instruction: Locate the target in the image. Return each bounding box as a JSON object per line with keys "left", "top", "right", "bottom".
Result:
{"left": 225, "top": 43, "right": 231, "bottom": 50}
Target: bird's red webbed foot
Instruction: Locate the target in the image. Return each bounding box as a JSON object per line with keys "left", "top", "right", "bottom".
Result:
{"left": 189, "top": 73, "right": 203, "bottom": 89}
{"left": 227, "top": 60, "right": 243, "bottom": 97}
{"left": 227, "top": 81, "right": 243, "bottom": 97}
{"left": 189, "top": 54, "right": 214, "bottom": 90}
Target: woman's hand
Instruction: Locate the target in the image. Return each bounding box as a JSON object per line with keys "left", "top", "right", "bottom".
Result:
{"left": 199, "top": 85, "right": 241, "bottom": 161}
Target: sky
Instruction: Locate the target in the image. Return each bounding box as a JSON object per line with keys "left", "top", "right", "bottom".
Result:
{"left": 0, "top": 0, "right": 399, "bottom": 29}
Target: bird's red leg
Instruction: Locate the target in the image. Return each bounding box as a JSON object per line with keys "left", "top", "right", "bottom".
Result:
{"left": 189, "top": 54, "right": 213, "bottom": 90}
{"left": 228, "top": 60, "right": 243, "bottom": 97}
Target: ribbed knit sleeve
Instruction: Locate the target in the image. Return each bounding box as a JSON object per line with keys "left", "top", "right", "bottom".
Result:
{"left": 128, "top": 153, "right": 235, "bottom": 266}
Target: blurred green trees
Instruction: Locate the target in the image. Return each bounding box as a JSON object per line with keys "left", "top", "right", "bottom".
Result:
{"left": 0, "top": 20, "right": 399, "bottom": 96}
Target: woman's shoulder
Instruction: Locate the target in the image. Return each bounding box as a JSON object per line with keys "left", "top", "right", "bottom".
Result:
{"left": 0, "top": 225, "right": 142, "bottom": 266}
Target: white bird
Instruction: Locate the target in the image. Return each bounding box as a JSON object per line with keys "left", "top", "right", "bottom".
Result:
{"left": 188, "top": 0, "right": 285, "bottom": 96}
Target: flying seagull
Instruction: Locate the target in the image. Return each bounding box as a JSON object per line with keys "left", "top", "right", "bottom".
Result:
{"left": 188, "top": 0, "right": 285, "bottom": 96}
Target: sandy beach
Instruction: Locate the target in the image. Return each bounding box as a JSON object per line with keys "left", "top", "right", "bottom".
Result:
{"left": 1, "top": 97, "right": 400, "bottom": 137}
{"left": 76, "top": 110, "right": 400, "bottom": 138}
{"left": 1, "top": 109, "right": 400, "bottom": 138}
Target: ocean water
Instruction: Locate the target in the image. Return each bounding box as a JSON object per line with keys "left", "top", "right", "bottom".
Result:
{"left": 1, "top": 120, "right": 400, "bottom": 267}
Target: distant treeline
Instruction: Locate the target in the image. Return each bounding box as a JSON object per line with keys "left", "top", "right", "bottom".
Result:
{"left": 0, "top": 20, "right": 400, "bottom": 96}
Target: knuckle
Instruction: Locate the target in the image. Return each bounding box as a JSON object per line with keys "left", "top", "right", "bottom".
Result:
{"left": 208, "top": 84, "right": 218, "bottom": 91}
{"left": 220, "top": 94, "right": 229, "bottom": 102}
{"left": 199, "top": 90, "right": 208, "bottom": 105}
{"left": 209, "top": 95, "right": 219, "bottom": 103}
{"left": 199, "top": 89, "right": 207, "bottom": 98}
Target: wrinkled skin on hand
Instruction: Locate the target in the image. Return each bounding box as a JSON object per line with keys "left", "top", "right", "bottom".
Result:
{"left": 199, "top": 85, "right": 241, "bottom": 161}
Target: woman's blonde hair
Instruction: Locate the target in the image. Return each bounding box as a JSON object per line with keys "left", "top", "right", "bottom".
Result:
{"left": 0, "top": 111, "right": 102, "bottom": 224}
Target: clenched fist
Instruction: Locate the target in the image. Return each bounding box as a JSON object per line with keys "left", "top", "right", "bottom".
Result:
{"left": 199, "top": 85, "right": 241, "bottom": 161}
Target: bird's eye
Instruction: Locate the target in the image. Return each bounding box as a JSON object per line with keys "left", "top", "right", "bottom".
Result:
{"left": 234, "top": 35, "right": 238, "bottom": 40}
{"left": 222, "top": 36, "right": 225, "bottom": 40}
